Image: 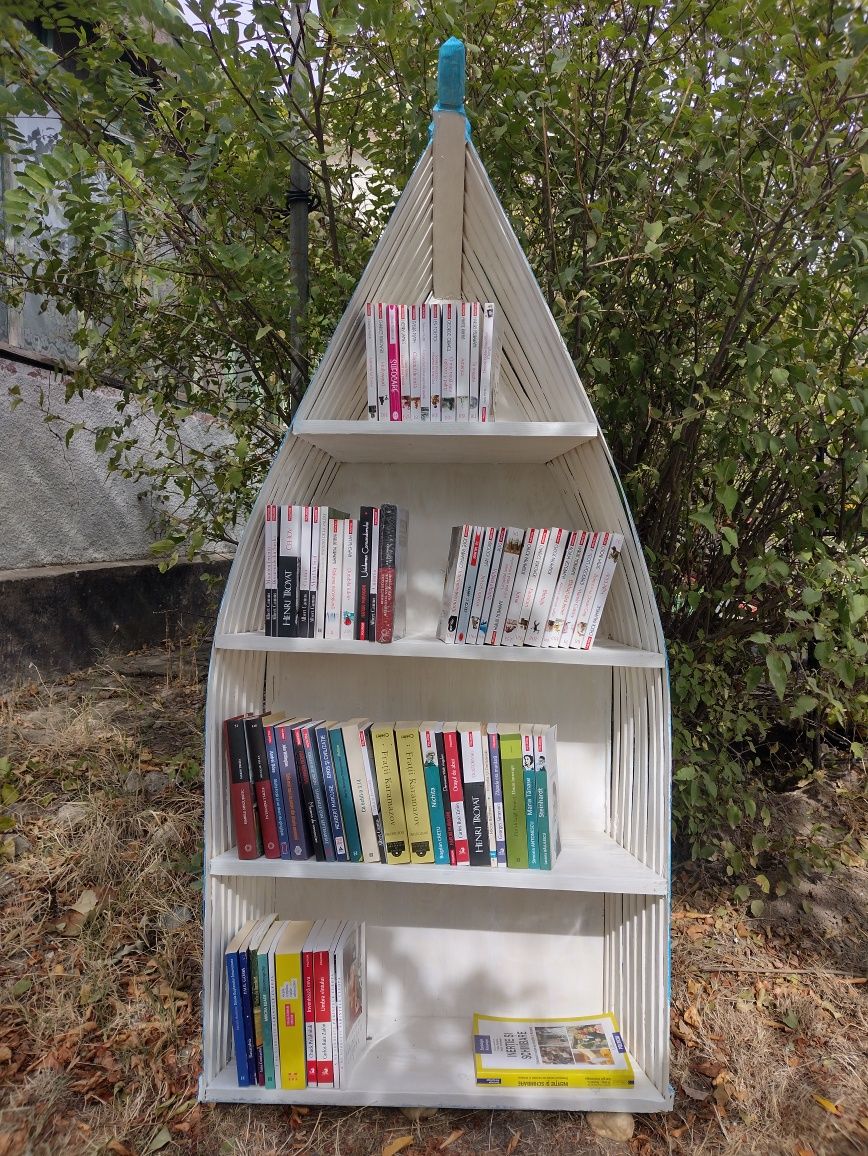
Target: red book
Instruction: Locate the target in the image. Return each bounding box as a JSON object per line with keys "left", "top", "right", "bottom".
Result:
{"left": 302, "top": 934, "right": 318, "bottom": 1086}
{"left": 312, "top": 920, "right": 341, "bottom": 1087}
{"left": 386, "top": 304, "right": 402, "bottom": 422}
{"left": 244, "top": 716, "right": 280, "bottom": 858}
{"left": 442, "top": 726, "right": 470, "bottom": 864}
{"left": 223, "top": 715, "right": 262, "bottom": 859}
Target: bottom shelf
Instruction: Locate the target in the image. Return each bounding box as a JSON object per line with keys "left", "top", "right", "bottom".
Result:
{"left": 201, "top": 1015, "right": 673, "bottom": 1112}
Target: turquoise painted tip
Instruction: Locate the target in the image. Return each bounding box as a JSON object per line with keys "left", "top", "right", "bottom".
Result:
{"left": 436, "top": 37, "right": 465, "bottom": 114}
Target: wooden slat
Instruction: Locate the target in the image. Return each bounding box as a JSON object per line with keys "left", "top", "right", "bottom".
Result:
{"left": 432, "top": 112, "right": 466, "bottom": 298}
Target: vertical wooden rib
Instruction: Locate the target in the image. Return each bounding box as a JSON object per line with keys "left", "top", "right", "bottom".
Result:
{"left": 432, "top": 111, "right": 466, "bottom": 299}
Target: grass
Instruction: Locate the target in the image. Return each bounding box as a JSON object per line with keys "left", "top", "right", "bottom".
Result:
{"left": 0, "top": 640, "right": 866, "bottom": 1156}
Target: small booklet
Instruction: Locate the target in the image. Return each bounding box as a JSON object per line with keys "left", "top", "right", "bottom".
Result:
{"left": 472, "top": 1012, "right": 634, "bottom": 1088}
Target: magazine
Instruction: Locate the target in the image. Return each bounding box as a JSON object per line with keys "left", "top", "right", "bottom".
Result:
{"left": 472, "top": 1012, "right": 634, "bottom": 1088}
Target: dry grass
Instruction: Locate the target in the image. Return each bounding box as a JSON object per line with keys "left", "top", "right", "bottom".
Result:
{"left": 0, "top": 641, "right": 866, "bottom": 1156}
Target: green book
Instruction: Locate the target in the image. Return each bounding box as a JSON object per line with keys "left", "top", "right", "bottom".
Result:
{"left": 497, "top": 728, "right": 528, "bottom": 869}
{"left": 256, "top": 923, "right": 278, "bottom": 1089}
{"left": 522, "top": 727, "right": 539, "bottom": 869}
{"left": 329, "top": 725, "right": 363, "bottom": 862}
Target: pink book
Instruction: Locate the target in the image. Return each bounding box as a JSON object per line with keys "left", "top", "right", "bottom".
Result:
{"left": 386, "top": 304, "right": 402, "bottom": 422}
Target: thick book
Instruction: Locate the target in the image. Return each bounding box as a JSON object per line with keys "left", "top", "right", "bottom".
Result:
{"left": 263, "top": 919, "right": 285, "bottom": 1088}
{"left": 324, "top": 516, "right": 345, "bottom": 641}
{"left": 477, "top": 526, "right": 506, "bottom": 643}
{"left": 495, "top": 726, "right": 528, "bottom": 868}
{"left": 440, "top": 299, "right": 457, "bottom": 420}
{"left": 485, "top": 527, "right": 525, "bottom": 646}
{"left": 328, "top": 724, "right": 363, "bottom": 863}
{"left": 437, "top": 523, "right": 473, "bottom": 643}
{"left": 573, "top": 532, "right": 624, "bottom": 650}
{"left": 386, "top": 303, "right": 401, "bottom": 421}
{"left": 560, "top": 530, "right": 601, "bottom": 648}
{"left": 255, "top": 917, "right": 281, "bottom": 1089}
{"left": 454, "top": 525, "right": 484, "bottom": 644}
{"left": 501, "top": 527, "right": 538, "bottom": 646}
{"left": 409, "top": 303, "right": 422, "bottom": 421}
{"left": 419, "top": 724, "right": 450, "bottom": 865}
{"left": 429, "top": 301, "right": 442, "bottom": 422}
{"left": 291, "top": 721, "right": 326, "bottom": 862}
{"left": 333, "top": 922, "right": 367, "bottom": 1088}
{"left": 364, "top": 302, "right": 378, "bottom": 420}
{"left": 277, "top": 503, "right": 302, "bottom": 637}
{"left": 374, "top": 302, "right": 389, "bottom": 420}
{"left": 235, "top": 920, "right": 259, "bottom": 1084}
{"left": 244, "top": 716, "right": 281, "bottom": 859}
{"left": 479, "top": 722, "right": 498, "bottom": 867}
{"left": 273, "top": 919, "right": 315, "bottom": 1089}
{"left": 312, "top": 918, "right": 344, "bottom": 1087}
{"left": 224, "top": 715, "right": 262, "bottom": 860}
{"left": 315, "top": 722, "right": 348, "bottom": 861}
{"left": 478, "top": 302, "right": 501, "bottom": 422}
{"left": 567, "top": 530, "right": 611, "bottom": 648}
{"left": 360, "top": 723, "right": 388, "bottom": 862}
{"left": 473, "top": 1013, "right": 634, "bottom": 1088}
{"left": 355, "top": 507, "right": 374, "bottom": 641}
{"left": 375, "top": 504, "right": 408, "bottom": 643}
{"left": 307, "top": 505, "right": 321, "bottom": 638}
{"left": 301, "top": 720, "right": 336, "bottom": 862}
{"left": 316, "top": 506, "right": 349, "bottom": 639}
{"left": 398, "top": 303, "right": 411, "bottom": 421}
{"left": 420, "top": 302, "right": 431, "bottom": 421}
{"left": 524, "top": 527, "right": 569, "bottom": 647}
{"left": 394, "top": 723, "right": 435, "bottom": 864}
{"left": 272, "top": 718, "right": 313, "bottom": 860}
{"left": 247, "top": 913, "right": 277, "bottom": 1085}
{"left": 264, "top": 503, "right": 278, "bottom": 636}
{"left": 298, "top": 505, "right": 314, "bottom": 638}
{"left": 533, "top": 723, "right": 561, "bottom": 870}
{"left": 543, "top": 530, "right": 587, "bottom": 647}
{"left": 225, "top": 916, "right": 259, "bottom": 1085}
{"left": 341, "top": 719, "right": 382, "bottom": 864}
{"left": 513, "top": 527, "right": 551, "bottom": 647}
{"left": 521, "top": 726, "right": 540, "bottom": 869}
{"left": 458, "top": 722, "right": 490, "bottom": 866}
{"left": 487, "top": 727, "right": 507, "bottom": 866}
{"left": 467, "top": 525, "right": 498, "bottom": 645}
{"left": 367, "top": 506, "right": 380, "bottom": 641}
{"left": 433, "top": 726, "right": 456, "bottom": 864}
{"left": 260, "top": 715, "right": 292, "bottom": 859}
{"left": 370, "top": 724, "right": 410, "bottom": 864}
{"left": 441, "top": 723, "right": 470, "bottom": 864}
{"left": 456, "top": 300, "right": 471, "bottom": 421}
{"left": 468, "top": 300, "right": 481, "bottom": 421}
{"left": 340, "top": 517, "right": 357, "bottom": 640}
{"left": 302, "top": 920, "right": 321, "bottom": 1086}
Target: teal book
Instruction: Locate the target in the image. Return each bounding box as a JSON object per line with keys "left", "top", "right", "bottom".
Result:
{"left": 522, "top": 729, "right": 539, "bottom": 869}
{"left": 420, "top": 724, "right": 450, "bottom": 865}
{"left": 329, "top": 725, "right": 363, "bottom": 862}
{"left": 256, "top": 932, "right": 276, "bottom": 1088}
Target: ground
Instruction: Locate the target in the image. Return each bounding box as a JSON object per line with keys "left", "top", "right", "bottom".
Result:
{"left": 0, "top": 641, "right": 865, "bottom": 1156}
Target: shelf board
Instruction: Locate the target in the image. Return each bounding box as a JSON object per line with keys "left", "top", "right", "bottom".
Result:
{"left": 214, "top": 631, "right": 665, "bottom": 669}
{"left": 292, "top": 420, "right": 598, "bottom": 464}
{"left": 201, "top": 1015, "right": 671, "bottom": 1110}
{"left": 209, "top": 832, "right": 666, "bottom": 896}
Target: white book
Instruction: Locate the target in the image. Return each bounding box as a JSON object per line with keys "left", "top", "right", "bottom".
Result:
{"left": 440, "top": 299, "right": 457, "bottom": 421}
{"left": 364, "top": 302, "right": 378, "bottom": 420}
{"left": 468, "top": 301, "right": 481, "bottom": 421}
{"left": 569, "top": 530, "right": 613, "bottom": 647}
{"left": 300, "top": 505, "right": 314, "bottom": 639}
{"left": 333, "top": 921, "right": 367, "bottom": 1089}
{"left": 374, "top": 302, "right": 389, "bottom": 420}
{"left": 543, "top": 530, "right": 587, "bottom": 647}
{"left": 419, "top": 302, "right": 431, "bottom": 421}
{"left": 264, "top": 503, "right": 278, "bottom": 636}
{"left": 341, "top": 719, "right": 381, "bottom": 863}
{"left": 454, "top": 525, "right": 484, "bottom": 645}
{"left": 560, "top": 530, "right": 603, "bottom": 648}
{"left": 501, "top": 527, "right": 540, "bottom": 646}
{"left": 328, "top": 919, "right": 346, "bottom": 1088}
{"left": 467, "top": 525, "right": 497, "bottom": 645}
{"left": 398, "top": 303, "right": 411, "bottom": 421}
{"left": 524, "top": 526, "right": 569, "bottom": 647}
{"left": 324, "top": 517, "right": 345, "bottom": 640}
{"left": 479, "top": 302, "right": 501, "bottom": 422}
{"left": 429, "top": 302, "right": 442, "bottom": 422}
{"left": 408, "top": 303, "right": 422, "bottom": 422}
{"left": 437, "top": 524, "right": 473, "bottom": 643}
{"left": 477, "top": 526, "right": 506, "bottom": 644}
{"left": 456, "top": 300, "right": 472, "bottom": 421}
{"left": 340, "top": 517, "right": 357, "bottom": 640}
{"left": 480, "top": 723, "right": 498, "bottom": 867}
{"left": 357, "top": 720, "right": 386, "bottom": 862}
{"left": 265, "top": 918, "right": 285, "bottom": 1086}
{"left": 574, "top": 532, "right": 624, "bottom": 650}
{"left": 315, "top": 505, "right": 331, "bottom": 639}
{"left": 513, "top": 527, "right": 550, "bottom": 647}
{"left": 308, "top": 505, "right": 322, "bottom": 639}
{"left": 485, "top": 527, "right": 525, "bottom": 645}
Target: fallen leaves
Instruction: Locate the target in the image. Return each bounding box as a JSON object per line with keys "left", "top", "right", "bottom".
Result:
{"left": 505, "top": 1130, "right": 521, "bottom": 1155}
{"left": 811, "top": 1094, "right": 841, "bottom": 1115}
{"left": 52, "top": 888, "right": 101, "bottom": 936}
{"left": 381, "top": 1136, "right": 414, "bottom": 1156}
{"left": 439, "top": 1129, "right": 464, "bottom": 1148}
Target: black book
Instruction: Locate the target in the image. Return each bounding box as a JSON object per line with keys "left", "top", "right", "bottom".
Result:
{"left": 299, "top": 720, "right": 336, "bottom": 862}
{"left": 291, "top": 723, "right": 325, "bottom": 861}
{"left": 355, "top": 507, "right": 374, "bottom": 641}
{"left": 464, "top": 777, "right": 490, "bottom": 866}
{"left": 277, "top": 555, "right": 299, "bottom": 637}
{"left": 367, "top": 508, "right": 379, "bottom": 642}
{"left": 434, "top": 728, "right": 456, "bottom": 865}
{"left": 362, "top": 724, "right": 388, "bottom": 863}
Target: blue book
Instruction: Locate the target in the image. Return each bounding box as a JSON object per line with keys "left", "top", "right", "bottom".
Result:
{"left": 522, "top": 737, "right": 539, "bottom": 869}
{"left": 272, "top": 720, "right": 313, "bottom": 860}
{"left": 420, "top": 725, "right": 449, "bottom": 864}
{"left": 233, "top": 918, "right": 259, "bottom": 1084}
{"left": 224, "top": 929, "right": 252, "bottom": 1086}
{"left": 328, "top": 726, "right": 363, "bottom": 862}
{"left": 301, "top": 721, "right": 336, "bottom": 861}
{"left": 261, "top": 717, "right": 291, "bottom": 859}
{"left": 315, "top": 723, "right": 348, "bottom": 861}
{"left": 487, "top": 730, "right": 507, "bottom": 866}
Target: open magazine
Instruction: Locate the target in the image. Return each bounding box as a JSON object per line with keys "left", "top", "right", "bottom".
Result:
{"left": 473, "top": 1012, "right": 634, "bottom": 1088}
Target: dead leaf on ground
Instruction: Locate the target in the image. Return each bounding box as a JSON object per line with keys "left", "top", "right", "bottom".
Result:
{"left": 587, "top": 1112, "right": 634, "bottom": 1141}
{"left": 143, "top": 1126, "right": 173, "bottom": 1153}
{"left": 0, "top": 1046, "right": 11, "bottom": 1063}
{"left": 382, "top": 1136, "right": 414, "bottom": 1156}
{"left": 693, "top": 1059, "right": 724, "bottom": 1079}
{"left": 793, "top": 1145, "right": 814, "bottom": 1156}
{"left": 505, "top": 1131, "right": 521, "bottom": 1155}
{"left": 106, "top": 1141, "right": 135, "bottom": 1156}
{"left": 811, "top": 1095, "right": 841, "bottom": 1115}
{"left": 439, "top": 1130, "right": 464, "bottom": 1149}
{"left": 682, "top": 1004, "right": 702, "bottom": 1029}
{"left": 682, "top": 1083, "right": 710, "bottom": 1102}
{"left": 54, "top": 888, "right": 100, "bottom": 937}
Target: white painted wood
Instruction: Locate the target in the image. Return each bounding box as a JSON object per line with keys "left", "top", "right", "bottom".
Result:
{"left": 293, "top": 420, "right": 598, "bottom": 463}
{"left": 432, "top": 111, "right": 467, "bottom": 298}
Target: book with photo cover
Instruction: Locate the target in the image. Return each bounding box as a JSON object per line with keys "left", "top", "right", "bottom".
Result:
{"left": 472, "top": 1012, "right": 634, "bottom": 1088}
{"left": 333, "top": 921, "right": 368, "bottom": 1088}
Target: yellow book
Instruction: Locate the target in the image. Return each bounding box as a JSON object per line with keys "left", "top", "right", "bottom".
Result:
{"left": 472, "top": 1012, "right": 635, "bottom": 1088}
{"left": 273, "top": 920, "right": 315, "bottom": 1089}
{"left": 394, "top": 722, "right": 435, "bottom": 864}
{"left": 370, "top": 725, "right": 411, "bottom": 864}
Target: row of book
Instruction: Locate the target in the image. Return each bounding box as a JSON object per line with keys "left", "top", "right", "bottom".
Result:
{"left": 364, "top": 301, "right": 501, "bottom": 422}
{"left": 225, "top": 713, "right": 561, "bottom": 871}
{"left": 225, "top": 915, "right": 367, "bottom": 1089}
{"left": 264, "top": 503, "right": 408, "bottom": 642}
{"left": 438, "top": 527, "right": 624, "bottom": 650}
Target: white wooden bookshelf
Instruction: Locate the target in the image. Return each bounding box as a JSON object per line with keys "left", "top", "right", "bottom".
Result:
{"left": 201, "top": 45, "right": 672, "bottom": 1115}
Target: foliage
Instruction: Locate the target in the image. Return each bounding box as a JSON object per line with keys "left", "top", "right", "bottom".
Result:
{"left": 1, "top": 0, "right": 865, "bottom": 876}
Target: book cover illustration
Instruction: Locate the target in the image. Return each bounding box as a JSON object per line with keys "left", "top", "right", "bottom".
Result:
{"left": 473, "top": 1013, "right": 634, "bottom": 1088}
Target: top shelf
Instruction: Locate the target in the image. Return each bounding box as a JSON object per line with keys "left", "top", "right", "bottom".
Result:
{"left": 292, "top": 420, "right": 598, "bottom": 464}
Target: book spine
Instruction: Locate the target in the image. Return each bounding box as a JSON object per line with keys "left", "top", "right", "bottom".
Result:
{"left": 395, "top": 726, "right": 435, "bottom": 863}
{"left": 485, "top": 528, "right": 524, "bottom": 646}
{"left": 560, "top": 530, "right": 599, "bottom": 646}
{"left": 386, "top": 303, "right": 402, "bottom": 421}
{"left": 315, "top": 725, "right": 348, "bottom": 861}
{"left": 478, "top": 302, "right": 496, "bottom": 422}
{"left": 480, "top": 725, "right": 498, "bottom": 866}
{"left": 499, "top": 733, "right": 528, "bottom": 868}
{"left": 398, "top": 303, "right": 411, "bottom": 421}
{"left": 343, "top": 725, "right": 380, "bottom": 863}
{"left": 524, "top": 527, "right": 568, "bottom": 647}
{"left": 329, "top": 728, "right": 363, "bottom": 862}
{"left": 364, "top": 301, "right": 378, "bottom": 420}
{"left": 575, "top": 533, "right": 624, "bottom": 649}
{"left": 375, "top": 504, "right": 397, "bottom": 643}
{"left": 434, "top": 728, "right": 456, "bottom": 864}
{"left": 340, "top": 517, "right": 357, "bottom": 640}
{"left": 568, "top": 530, "right": 610, "bottom": 647}
{"left": 224, "top": 717, "right": 262, "bottom": 859}
{"left": 420, "top": 302, "right": 431, "bottom": 421}
{"left": 245, "top": 717, "right": 280, "bottom": 859}
{"left": 513, "top": 526, "right": 550, "bottom": 647}
{"left": 225, "top": 950, "right": 251, "bottom": 1086}
{"left": 393, "top": 506, "right": 409, "bottom": 642}
{"left": 315, "top": 506, "right": 329, "bottom": 639}
{"left": 237, "top": 944, "right": 257, "bottom": 1084}
{"left": 370, "top": 725, "right": 410, "bottom": 864}
{"left": 460, "top": 726, "right": 490, "bottom": 866}
{"left": 302, "top": 943, "right": 317, "bottom": 1086}
{"left": 429, "top": 302, "right": 442, "bottom": 422}
{"left": 274, "top": 724, "right": 312, "bottom": 860}
{"left": 360, "top": 726, "right": 387, "bottom": 862}
{"left": 355, "top": 507, "right": 373, "bottom": 641}
{"left": 420, "top": 726, "right": 450, "bottom": 865}
{"left": 534, "top": 729, "right": 552, "bottom": 870}
{"left": 308, "top": 505, "right": 321, "bottom": 638}
{"left": 468, "top": 301, "right": 481, "bottom": 420}
{"left": 456, "top": 300, "right": 471, "bottom": 421}
{"left": 440, "top": 300, "right": 457, "bottom": 421}
{"left": 267, "top": 932, "right": 282, "bottom": 1086}
{"left": 522, "top": 731, "right": 539, "bottom": 868}
{"left": 264, "top": 503, "right": 278, "bottom": 636}
{"left": 250, "top": 943, "right": 268, "bottom": 1086}
{"left": 455, "top": 526, "right": 484, "bottom": 644}
{"left": 487, "top": 731, "right": 507, "bottom": 865}
{"left": 437, "top": 523, "right": 473, "bottom": 643}
{"left": 502, "top": 527, "right": 538, "bottom": 646}
{"left": 332, "top": 933, "right": 344, "bottom": 1089}
{"left": 277, "top": 504, "right": 301, "bottom": 637}
{"left": 298, "top": 506, "right": 313, "bottom": 639}
{"left": 324, "top": 517, "right": 344, "bottom": 640}
{"left": 314, "top": 943, "right": 335, "bottom": 1086}
{"left": 292, "top": 726, "right": 325, "bottom": 861}
{"left": 467, "top": 525, "right": 497, "bottom": 644}
{"left": 543, "top": 530, "right": 585, "bottom": 647}
{"left": 367, "top": 506, "right": 379, "bottom": 641}
{"left": 375, "top": 302, "right": 389, "bottom": 419}
{"left": 302, "top": 725, "right": 336, "bottom": 861}
{"left": 262, "top": 722, "right": 291, "bottom": 859}
{"left": 478, "top": 526, "right": 506, "bottom": 643}
{"left": 274, "top": 944, "right": 306, "bottom": 1089}
{"left": 442, "top": 728, "right": 470, "bottom": 864}
{"left": 409, "top": 303, "right": 421, "bottom": 422}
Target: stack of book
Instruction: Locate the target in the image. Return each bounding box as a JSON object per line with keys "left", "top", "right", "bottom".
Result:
{"left": 364, "top": 301, "right": 501, "bottom": 422}
{"left": 225, "top": 915, "right": 366, "bottom": 1089}
{"left": 472, "top": 1012, "right": 634, "bottom": 1088}
{"left": 438, "top": 527, "right": 624, "bottom": 650}
{"left": 225, "top": 715, "right": 560, "bottom": 871}
{"left": 264, "top": 503, "right": 408, "bottom": 643}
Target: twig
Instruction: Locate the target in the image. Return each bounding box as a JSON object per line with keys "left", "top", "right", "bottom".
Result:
{"left": 697, "top": 966, "right": 865, "bottom": 979}
{"left": 713, "top": 1104, "right": 729, "bottom": 1142}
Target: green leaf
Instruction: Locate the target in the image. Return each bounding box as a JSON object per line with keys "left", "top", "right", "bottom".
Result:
{"left": 755, "top": 873, "right": 770, "bottom": 894}
{"left": 716, "top": 485, "right": 738, "bottom": 517}
{"left": 689, "top": 508, "right": 717, "bottom": 534}
{"left": 11, "top": 978, "right": 32, "bottom": 996}
{"left": 766, "top": 651, "right": 789, "bottom": 700}
{"left": 734, "top": 884, "right": 750, "bottom": 902}
{"left": 750, "top": 899, "right": 765, "bottom": 917}
{"left": 791, "top": 695, "right": 818, "bottom": 719}
{"left": 643, "top": 220, "right": 664, "bottom": 242}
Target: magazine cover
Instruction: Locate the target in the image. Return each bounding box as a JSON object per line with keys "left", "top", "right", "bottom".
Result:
{"left": 333, "top": 922, "right": 368, "bottom": 1088}
{"left": 473, "top": 1012, "right": 634, "bottom": 1088}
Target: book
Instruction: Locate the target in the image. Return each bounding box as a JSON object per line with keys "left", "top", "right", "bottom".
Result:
{"left": 459, "top": 722, "right": 490, "bottom": 866}
{"left": 301, "top": 720, "right": 336, "bottom": 862}
{"left": 312, "top": 918, "right": 344, "bottom": 1087}
{"left": 261, "top": 715, "right": 292, "bottom": 859}
{"left": 394, "top": 723, "right": 435, "bottom": 864}
{"left": 264, "top": 503, "right": 278, "bottom": 636}
{"left": 485, "top": 527, "right": 525, "bottom": 645}
{"left": 437, "top": 523, "right": 473, "bottom": 643}
{"left": 468, "top": 300, "right": 481, "bottom": 421}
{"left": 332, "top": 922, "right": 367, "bottom": 1088}
{"left": 235, "top": 919, "right": 259, "bottom": 1084}
{"left": 409, "top": 303, "right": 422, "bottom": 421}
{"left": 316, "top": 506, "right": 349, "bottom": 638}
{"left": 440, "top": 299, "right": 457, "bottom": 421}
{"left": 355, "top": 507, "right": 374, "bottom": 641}
{"left": 224, "top": 715, "right": 262, "bottom": 860}
{"left": 472, "top": 1012, "right": 634, "bottom": 1088}
{"left": 328, "top": 724, "right": 363, "bottom": 863}
{"left": 456, "top": 300, "right": 471, "bottom": 421}
{"left": 501, "top": 527, "right": 538, "bottom": 646}
{"left": 273, "top": 919, "right": 315, "bottom": 1089}
{"left": 521, "top": 726, "right": 539, "bottom": 869}
{"left": 573, "top": 532, "right": 624, "bottom": 650}
{"left": 272, "top": 718, "right": 314, "bottom": 860}
{"left": 441, "top": 723, "right": 470, "bottom": 864}
{"left": 359, "top": 723, "right": 388, "bottom": 862}
{"left": 495, "top": 726, "right": 527, "bottom": 868}
{"left": 364, "top": 302, "right": 378, "bottom": 420}
{"left": 419, "top": 724, "right": 450, "bottom": 865}
{"left": 277, "top": 504, "right": 302, "bottom": 637}
{"left": 487, "top": 726, "right": 507, "bottom": 866}
{"left": 341, "top": 719, "right": 382, "bottom": 863}
{"left": 247, "top": 913, "right": 277, "bottom": 1085}
{"left": 367, "top": 506, "right": 380, "bottom": 641}
{"left": 340, "top": 517, "right": 357, "bottom": 640}
{"left": 455, "top": 526, "right": 484, "bottom": 644}
{"left": 263, "top": 919, "right": 285, "bottom": 1088}
{"left": 374, "top": 301, "right": 389, "bottom": 419}
{"left": 324, "top": 516, "right": 345, "bottom": 640}
{"left": 302, "top": 920, "right": 321, "bottom": 1086}
{"left": 370, "top": 724, "right": 410, "bottom": 864}
{"left": 434, "top": 726, "right": 456, "bottom": 864}
{"left": 567, "top": 530, "right": 611, "bottom": 648}
{"left": 298, "top": 505, "right": 314, "bottom": 638}
{"left": 244, "top": 715, "right": 281, "bottom": 859}
{"left": 398, "top": 303, "right": 411, "bottom": 421}
{"left": 291, "top": 721, "right": 326, "bottom": 862}
{"left": 513, "top": 527, "right": 551, "bottom": 647}
{"left": 560, "top": 530, "right": 601, "bottom": 648}
{"left": 429, "top": 301, "right": 442, "bottom": 422}
{"left": 386, "top": 303, "right": 401, "bottom": 421}
{"left": 477, "top": 526, "right": 506, "bottom": 643}
{"left": 420, "top": 302, "right": 431, "bottom": 421}
{"left": 543, "top": 530, "right": 587, "bottom": 647}
{"left": 308, "top": 505, "right": 321, "bottom": 638}
{"left": 375, "top": 504, "right": 408, "bottom": 643}
{"left": 533, "top": 723, "right": 561, "bottom": 870}
{"left": 224, "top": 917, "right": 259, "bottom": 1085}
{"left": 467, "top": 525, "right": 498, "bottom": 644}
{"left": 478, "top": 302, "right": 500, "bottom": 422}
{"left": 479, "top": 722, "right": 498, "bottom": 867}
{"left": 524, "top": 527, "right": 569, "bottom": 647}
{"left": 315, "top": 722, "right": 348, "bottom": 861}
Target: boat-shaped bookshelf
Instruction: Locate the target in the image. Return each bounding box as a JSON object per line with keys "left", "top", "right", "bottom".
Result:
{"left": 200, "top": 39, "right": 672, "bottom": 1113}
